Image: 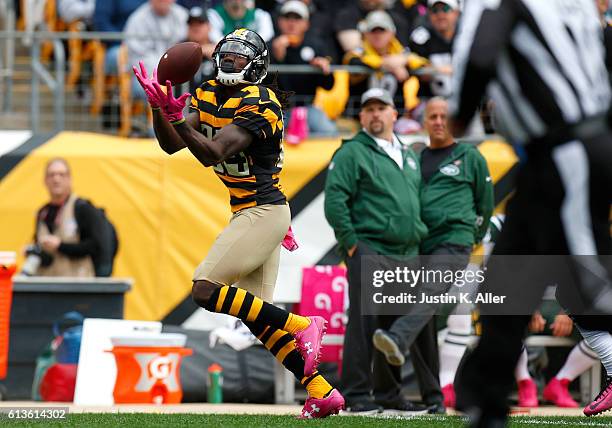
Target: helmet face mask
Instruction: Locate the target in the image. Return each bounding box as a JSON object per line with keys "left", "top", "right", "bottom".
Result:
{"left": 219, "top": 52, "right": 250, "bottom": 74}
{"left": 213, "top": 29, "right": 269, "bottom": 86}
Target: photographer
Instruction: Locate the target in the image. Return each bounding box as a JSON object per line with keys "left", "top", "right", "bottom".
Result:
{"left": 23, "top": 158, "right": 102, "bottom": 277}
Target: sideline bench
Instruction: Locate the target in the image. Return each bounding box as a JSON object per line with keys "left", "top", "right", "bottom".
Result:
{"left": 274, "top": 280, "right": 602, "bottom": 405}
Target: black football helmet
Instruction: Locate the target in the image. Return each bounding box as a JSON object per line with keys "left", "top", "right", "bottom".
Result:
{"left": 212, "top": 28, "right": 269, "bottom": 86}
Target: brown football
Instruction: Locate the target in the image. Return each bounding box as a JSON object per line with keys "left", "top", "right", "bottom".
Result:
{"left": 157, "top": 42, "right": 203, "bottom": 85}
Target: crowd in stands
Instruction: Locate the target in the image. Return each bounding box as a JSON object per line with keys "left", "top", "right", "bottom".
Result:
{"left": 14, "top": 0, "right": 612, "bottom": 137}
{"left": 14, "top": 0, "right": 470, "bottom": 136}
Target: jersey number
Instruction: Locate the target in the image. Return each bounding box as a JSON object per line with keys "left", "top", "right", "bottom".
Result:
{"left": 201, "top": 124, "right": 251, "bottom": 177}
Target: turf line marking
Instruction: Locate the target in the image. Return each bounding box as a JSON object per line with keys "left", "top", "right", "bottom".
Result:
{"left": 512, "top": 419, "right": 611, "bottom": 427}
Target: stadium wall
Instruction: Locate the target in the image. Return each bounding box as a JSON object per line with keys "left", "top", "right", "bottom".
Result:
{"left": 0, "top": 132, "right": 517, "bottom": 322}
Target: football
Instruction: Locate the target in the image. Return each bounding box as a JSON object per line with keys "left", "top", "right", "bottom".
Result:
{"left": 157, "top": 42, "right": 203, "bottom": 85}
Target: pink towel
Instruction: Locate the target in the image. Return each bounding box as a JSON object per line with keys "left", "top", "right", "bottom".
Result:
{"left": 285, "top": 106, "right": 309, "bottom": 145}
{"left": 294, "top": 266, "right": 348, "bottom": 366}
{"left": 282, "top": 226, "right": 299, "bottom": 251}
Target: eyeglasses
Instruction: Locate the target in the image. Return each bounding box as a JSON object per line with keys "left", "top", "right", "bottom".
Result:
{"left": 429, "top": 3, "right": 452, "bottom": 14}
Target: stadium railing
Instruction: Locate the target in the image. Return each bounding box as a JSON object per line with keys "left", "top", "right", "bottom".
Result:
{"left": 0, "top": 29, "right": 449, "bottom": 137}
{"left": 0, "top": 0, "right": 17, "bottom": 114}
{"left": 0, "top": 30, "right": 167, "bottom": 134}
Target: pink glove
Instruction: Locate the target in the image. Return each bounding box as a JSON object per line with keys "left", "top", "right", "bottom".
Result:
{"left": 152, "top": 80, "right": 191, "bottom": 124}
{"left": 132, "top": 61, "right": 163, "bottom": 109}
{"left": 282, "top": 226, "right": 299, "bottom": 252}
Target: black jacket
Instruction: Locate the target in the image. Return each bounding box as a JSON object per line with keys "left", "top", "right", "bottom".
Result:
{"left": 34, "top": 198, "right": 103, "bottom": 266}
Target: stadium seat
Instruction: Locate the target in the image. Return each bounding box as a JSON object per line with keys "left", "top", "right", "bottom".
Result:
{"left": 89, "top": 40, "right": 107, "bottom": 116}
{"left": 403, "top": 76, "right": 421, "bottom": 112}
{"left": 313, "top": 70, "right": 349, "bottom": 121}
{"left": 87, "top": 42, "right": 151, "bottom": 136}
{"left": 117, "top": 43, "right": 152, "bottom": 137}
{"left": 19, "top": 0, "right": 65, "bottom": 61}
{"left": 21, "top": 2, "right": 102, "bottom": 108}
{"left": 42, "top": 0, "right": 61, "bottom": 60}
{"left": 66, "top": 20, "right": 98, "bottom": 91}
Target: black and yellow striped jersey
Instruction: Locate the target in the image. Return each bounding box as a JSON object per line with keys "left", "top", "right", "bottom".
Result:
{"left": 189, "top": 80, "right": 287, "bottom": 213}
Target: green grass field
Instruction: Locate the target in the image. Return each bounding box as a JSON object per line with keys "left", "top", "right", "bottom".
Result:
{"left": 3, "top": 414, "right": 612, "bottom": 428}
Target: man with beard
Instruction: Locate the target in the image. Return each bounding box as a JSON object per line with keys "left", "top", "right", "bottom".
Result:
{"left": 325, "top": 88, "right": 429, "bottom": 414}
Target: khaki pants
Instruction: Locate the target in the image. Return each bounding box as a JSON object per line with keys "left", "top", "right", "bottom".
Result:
{"left": 193, "top": 203, "right": 291, "bottom": 303}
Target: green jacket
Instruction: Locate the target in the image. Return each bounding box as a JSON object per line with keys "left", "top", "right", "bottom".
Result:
{"left": 214, "top": 5, "right": 257, "bottom": 35}
{"left": 324, "top": 130, "right": 428, "bottom": 256}
{"left": 420, "top": 142, "right": 494, "bottom": 254}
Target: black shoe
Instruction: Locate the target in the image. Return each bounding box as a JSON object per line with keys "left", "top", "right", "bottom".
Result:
{"left": 343, "top": 401, "right": 383, "bottom": 415}
{"left": 377, "top": 398, "right": 428, "bottom": 415}
{"left": 427, "top": 402, "right": 447, "bottom": 414}
{"left": 464, "top": 407, "right": 507, "bottom": 428}
{"left": 372, "top": 329, "right": 405, "bottom": 366}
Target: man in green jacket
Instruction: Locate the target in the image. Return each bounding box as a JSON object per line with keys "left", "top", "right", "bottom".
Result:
{"left": 418, "top": 98, "right": 494, "bottom": 255}
{"left": 324, "top": 88, "right": 428, "bottom": 414}
{"left": 372, "top": 97, "right": 494, "bottom": 400}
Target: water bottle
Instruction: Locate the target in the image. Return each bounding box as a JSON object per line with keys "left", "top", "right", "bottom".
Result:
{"left": 207, "top": 363, "right": 223, "bottom": 403}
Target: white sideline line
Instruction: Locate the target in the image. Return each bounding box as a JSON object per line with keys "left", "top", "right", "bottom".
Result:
{"left": 512, "top": 419, "right": 612, "bottom": 427}
{"left": 359, "top": 415, "right": 612, "bottom": 426}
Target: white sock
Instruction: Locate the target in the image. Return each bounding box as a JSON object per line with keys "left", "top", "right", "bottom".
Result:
{"left": 555, "top": 340, "right": 598, "bottom": 381}
{"left": 439, "top": 314, "right": 473, "bottom": 386}
{"left": 440, "top": 341, "right": 467, "bottom": 386}
{"left": 515, "top": 346, "right": 531, "bottom": 381}
{"left": 576, "top": 327, "right": 612, "bottom": 377}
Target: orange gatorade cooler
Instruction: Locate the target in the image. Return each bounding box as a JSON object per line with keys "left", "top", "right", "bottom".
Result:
{"left": 108, "top": 333, "right": 192, "bottom": 404}
{"left": 0, "top": 251, "right": 16, "bottom": 380}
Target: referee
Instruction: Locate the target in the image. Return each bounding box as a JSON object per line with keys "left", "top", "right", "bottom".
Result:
{"left": 450, "top": 0, "right": 612, "bottom": 426}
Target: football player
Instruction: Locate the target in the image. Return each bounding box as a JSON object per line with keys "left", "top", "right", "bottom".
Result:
{"left": 133, "top": 28, "right": 344, "bottom": 418}
{"left": 442, "top": 215, "right": 605, "bottom": 413}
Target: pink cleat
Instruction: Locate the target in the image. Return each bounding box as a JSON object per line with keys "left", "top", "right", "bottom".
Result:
{"left": 517, "top": 379, "right": 539, "bottom": 407}
{"left": 294, "top": 316, "right": 327, "bottom": 377}
{"left": 584, "top": 376, "right": 612, "bottom": 417}
{"left": 299, "top": 389, "right": 345, "bottom": 419}
{"left": 543, "top": 378, "right": 578, "bottom": 408}
{"left": 442, "top": 383, "right": 456, "bottom": 408}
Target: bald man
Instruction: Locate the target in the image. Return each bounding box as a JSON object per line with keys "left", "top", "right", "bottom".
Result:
{"left": 372, "top": 98, "right": 494, "bottom": 410}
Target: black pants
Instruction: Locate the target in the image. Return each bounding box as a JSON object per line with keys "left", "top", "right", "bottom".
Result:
{"left": 387, "top": 244, "right": 472, "bottom": 406}
{"left": 387, "top": 244, "right": 472, "bottom": 353}
{"left": 340, "top": 242, "right": 445, "bottom": 405}
{"left": 456, "top": 132, "right": 612, "bottom": 420}
{"left": 409, "top": 317, "right": 443, "bottom": 406}
{"left": 341, "top": 242, "right": 401, "bottom": 404}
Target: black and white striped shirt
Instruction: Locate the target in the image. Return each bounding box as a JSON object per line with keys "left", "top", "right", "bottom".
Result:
{"left": 451, "top": 0, "right": 611, "bottom": 145}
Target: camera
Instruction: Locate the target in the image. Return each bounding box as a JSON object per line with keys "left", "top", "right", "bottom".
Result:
{"left": 21, "top": 244, "right": 43, "bottom": 276}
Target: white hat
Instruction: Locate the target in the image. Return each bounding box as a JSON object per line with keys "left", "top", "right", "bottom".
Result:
{"left": 280, "top": 1, "right": 309, "bottom": 20}
{"left": 361, "top": 88, "right": 395, "bottom": 107}
{"left": 359, "top": 10, "right": 396, "bottom": 33}
{"left": 427, "top": 0, "right": 459, "bottom": 10}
